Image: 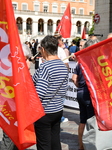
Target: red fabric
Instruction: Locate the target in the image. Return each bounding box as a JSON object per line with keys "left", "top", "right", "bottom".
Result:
{"left": 75, "top": 38, "right": 112, "bottom": 131}
{"left": 56, "top": 3, "right": 71, "bottom": 38}
{"left": 0, "top": 0, "right": 45, "bottom": 149}
{"left": 81, "top": 27, "right": 86, "bottom": 39}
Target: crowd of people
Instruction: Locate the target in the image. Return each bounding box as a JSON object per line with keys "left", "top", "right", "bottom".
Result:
{"left": 1, "top": 33, "right": 111, "bottom": 150}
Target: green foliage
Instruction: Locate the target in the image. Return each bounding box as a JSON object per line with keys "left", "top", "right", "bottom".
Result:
{"left": 88, "top": 24, "right": 94, "bottom": 35}
{"left": 88, "top": 13, "right": 95, "bottom": 35}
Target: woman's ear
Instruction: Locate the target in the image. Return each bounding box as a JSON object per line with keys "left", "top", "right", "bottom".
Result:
{"left": 41, "top": 47, "right": 44, "bottom": 53}
{"left": 40, "top": 47, "right": 44, "bottom": 56}
{"left": 40, "top": 47, "right": 47, "bottom": 59}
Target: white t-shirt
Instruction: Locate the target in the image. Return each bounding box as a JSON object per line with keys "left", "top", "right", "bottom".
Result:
{"left": 58, "top": 47, "right": 69, "bottom": 63}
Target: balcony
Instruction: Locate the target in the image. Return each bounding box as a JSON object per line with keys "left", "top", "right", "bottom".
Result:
{"left": 14, "top": 10, "right": 63, "bottom": 17}
{"left": 14, "top": 10, "right": 91, "bottom": 18}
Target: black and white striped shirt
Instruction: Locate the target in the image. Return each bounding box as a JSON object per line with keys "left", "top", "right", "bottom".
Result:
{"left": 32, "top": 59, "right": 68, "bottom": 113}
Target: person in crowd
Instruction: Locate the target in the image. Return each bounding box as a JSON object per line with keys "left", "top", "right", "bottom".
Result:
{"left": 70, "top": 39, "right": 87, "bottom": 61}
{"left": 29, "top": 43, "right": 43, "bottom": 70}
{"left": 0, "top": 43, "right": 32, "bottom": 150}
{"left": 28, "top": 41, "right": 32, "bottom": 50}
{"left": 64, "top": 39, "right": 69, "bottom": 48}
{"left": 54, "top": 33, "right": 69, "bottom": 122}
{"left": 60, "top": 39, "right": 69, "bottom": 64}
{"left": 69, "top": 39, "right": 79, "bottom": 61}
{"left": 69, "top": 39, "right": 78, "bottom": 54}
{"left": 32, "top": 39, "right": 38, "bottom": 56}
{"left": 34, "top": 44, "right": 42, "bottom": 70}
{"left": 72, "top": 37, "right": 99, "bottom": 150}
{"left": 54, "top": 33, "right": 69, "bottom": 69}
{"left": 32, "top": 39, "right": 35, "bottom": 55}
{"left": 33, "top": 35, "right": 68, "bottom": 150}
{"left": 25, "top": 41, "right": 29, "bottom": 45}
{"left": 79, "top": 39, "right": 87, "bottom": 50}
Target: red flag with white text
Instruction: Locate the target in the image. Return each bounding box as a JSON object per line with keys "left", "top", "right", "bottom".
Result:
{"left": 75, "top": 38, "right": 112, "bottom": 131}
{"left": 0, "top": 0, "right": 45, "bottom": 149}
{"left": 56, "top": 3, "right": 71, "bottom": 38}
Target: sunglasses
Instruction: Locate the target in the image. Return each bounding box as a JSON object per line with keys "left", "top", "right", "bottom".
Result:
{"left": 38, "top": 46, "right": 42, "bottom": 49}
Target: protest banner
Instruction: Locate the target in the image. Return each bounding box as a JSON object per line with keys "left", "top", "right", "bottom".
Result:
{"left": 64, "top": 61, "right": 79, "bottom": 109}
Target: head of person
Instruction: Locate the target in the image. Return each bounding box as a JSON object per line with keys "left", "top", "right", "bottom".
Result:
{"left": 54, "top": 32, "right": 63, "bottom": 47}
{"left": 83, "top": 37, "right": 99, "bottom": 49}
{"left": 32, "top": 39, "right": 35, "bottom": 43}
{"left": 40, "top": 35, "right": 58, "bottom": 59}
{"left": 71, "top": 39, "right": 76, "bottom": 45}
{"left": 25, "top": 41, "right": 28, "bottom": 45}
{"left": 79, "top": 39, "right": 87, "bottom": 50}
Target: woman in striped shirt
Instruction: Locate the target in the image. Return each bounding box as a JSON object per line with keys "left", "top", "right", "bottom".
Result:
{"left": 33, "top": 35, "right": 68, "bottom": 150}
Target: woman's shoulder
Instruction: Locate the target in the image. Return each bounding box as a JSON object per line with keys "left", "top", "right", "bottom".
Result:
{"left": 41, "top": 59, "right": 62, "bottom": 68}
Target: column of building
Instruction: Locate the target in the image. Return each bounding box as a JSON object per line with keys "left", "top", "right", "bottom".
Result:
{"left": 32, "top": 21, "right": 38, "bottom": 36}
{"left": 44, "top": 22, "right": 48, "bottom": 36}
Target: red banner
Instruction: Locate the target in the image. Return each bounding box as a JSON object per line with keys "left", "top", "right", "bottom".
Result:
{"left": 0, "top": 0, "right": 45, "bottom": 149}
{"left": 56, "top": 3, "right": 71, "bottom": 38}
{"left": 75, "top": 38, "right": 112, "bottom": 131}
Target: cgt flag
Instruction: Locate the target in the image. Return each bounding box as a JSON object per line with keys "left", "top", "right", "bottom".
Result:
{"left": 81, "top": 27, "right": 86, "bottom": 39}
{"left": 56, "top": 3, "right": 71, "bottom": 38}
{"left": 75, "top": 38, "right": 112, "bottom": 131}
{"left": 0, "top": 0, "right": 45, "bottom": 149}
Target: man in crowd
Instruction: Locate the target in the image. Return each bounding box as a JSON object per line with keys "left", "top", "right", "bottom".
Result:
{"left": 72, "top": 37, "right": 99, "bottom": 150}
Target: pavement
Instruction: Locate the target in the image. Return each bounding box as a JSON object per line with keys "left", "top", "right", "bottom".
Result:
{"left": 0, "top": 107, "right": 80, "bottom": 150}
{"left": 0, "top": 62, "right": 80, "bottom": 150}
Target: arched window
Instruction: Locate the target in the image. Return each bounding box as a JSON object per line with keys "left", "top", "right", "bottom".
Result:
{"left": 26, "top": 18, "right": 32, "bottom": 34}
{"left": 47, "top": 19, "right": 53, "bottom": 35}
{"left": 76, "top": 21, "right": 81, "bottom": 34}
{"left": 38, "top": 19, "right": 44, "bottom": 35}
{"left": 16, "top": 17, "right": 23, "bottom": 34}
{"left": 84, "top": 21, "right": 90, "bottom": 34}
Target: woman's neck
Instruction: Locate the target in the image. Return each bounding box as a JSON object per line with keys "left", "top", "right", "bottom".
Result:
{"left": 45, "top": 55, "right": 59, "bottom": 61}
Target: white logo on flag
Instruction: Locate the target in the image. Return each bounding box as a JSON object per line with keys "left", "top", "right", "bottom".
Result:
{"left": 65, "top": 16, "right": 69, "bottom": 19}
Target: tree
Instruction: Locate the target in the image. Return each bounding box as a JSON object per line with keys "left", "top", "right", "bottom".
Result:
{"left": 88, "top": 14, "right": 95, "bottom": 35}
{"left": 88, "top": 24, "right": 94, "bottom": 35}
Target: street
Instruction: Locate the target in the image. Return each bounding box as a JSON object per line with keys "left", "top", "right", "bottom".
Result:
{"left": 0, "top": 107, "right": 80, "bottom": 150}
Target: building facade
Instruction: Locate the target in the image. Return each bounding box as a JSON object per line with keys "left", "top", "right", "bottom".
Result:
{"left": 94, "top": 0, "right": 112, "bottom": 40}
{"left": 12, "top": 0, "right": 95, "bottom": 42}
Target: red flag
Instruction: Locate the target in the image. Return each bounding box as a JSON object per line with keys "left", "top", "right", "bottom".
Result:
{"left": 56, "top": 3, "right": 71, "bottom": 38}
{"left": 75, "top": 38, "right": 112, "bottom": 131}
{"left": 0, "top": 0, "right": 45, "bottom": 149}
{"left": 81, "top": 27, "right": 86, "bottom": 39}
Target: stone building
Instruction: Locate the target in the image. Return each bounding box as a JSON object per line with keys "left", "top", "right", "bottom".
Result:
{"left": 94, "top": 0, "right": 112, "bottom": 40}
{"left": 12, "top": 0, "right": 95, "bottom": 42}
